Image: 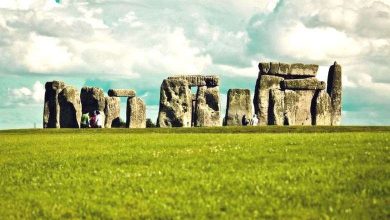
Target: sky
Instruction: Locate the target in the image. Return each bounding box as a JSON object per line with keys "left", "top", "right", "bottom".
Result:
{"left": 0, "top": 0, "right": 389, "bottom": 129}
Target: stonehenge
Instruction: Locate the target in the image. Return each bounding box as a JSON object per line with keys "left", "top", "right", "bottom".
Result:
{"left": 224, "top": 89, "right": 252, "bottom": 126}
{"left": 157, "top": 75, "right": 221, "bottom": 127}
{"left": 43, "top": 82, "right": 145, "bottom": 129}
{"left": 43, "top": 61, "right": 342, "bottom": 128}
{"left": 254, "top": 61, "right": 342, "bottom": 125}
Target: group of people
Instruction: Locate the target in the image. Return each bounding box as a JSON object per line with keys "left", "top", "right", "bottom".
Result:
{"left": 81, "top": 110, "right": 103, "bottom": 128}
{"left": 242, "top": 114, "right": 259, "bottom": 126}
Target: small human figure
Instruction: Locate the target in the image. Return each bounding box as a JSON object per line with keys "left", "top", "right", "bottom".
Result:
{"left": 81, "top": 113, "right": 90, "bottom": 128}
{"left": 242, "top": 115, "right": 249, "bottom": 126}
{"left": 251, "top": 114, "right": 259, "bottom": 126}
{"left": 95, "top": 110, "right": 103, "bottom": 128}
{"left": 89, "top": 111, "right": 97, "bottom": 128}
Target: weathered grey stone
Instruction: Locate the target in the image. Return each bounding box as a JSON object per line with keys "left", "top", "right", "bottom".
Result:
{"left": 58, "top": 86, "right": 82, "bottom": 128}
{"left": 104, "top": 97, "right": 120, "bottom": 128}
{"left": 313, "top": 90, "right": 332, "bottom": 125}
{"left": 168, "top": 75, "right": 219, "bottom": 87}
{"left": 258, "top": 62, "right": 318, "bottom": 77}
{"left": 80, "top": 87, "right": 105, "bottom": 128}
{"left": 327, "top": 62, "right": 342, "bottom": 125}
{"left": 269, "top": 89, "right": 285, "bottom": 125}
{"left": 194, "top": 86, "right": 221, "bottom": 127}
{"left": 284, "top": 90, "right": 315, "bottom": 125}
{"left": 282, "top": 78, "right": 326, "bottom": 90}
{"left": 224, "top": 89, "right": 252, "bottom": 126}
{"left": 80, "top": 87, "right": 105, "bottom": 113}
{"left": 126, "top": 97, "right": 146, "bottom": 128}
{"left": 43, "top": 81, "right": 66, "bottom": 128}
{"left": 157, "top": 79, "right": 192, "bottom": 127}
{"left": 108, "top": 89, "right": 136, "bottom": 97}
{"left": 253, "top": 75, "right": 284, "bottom": 125}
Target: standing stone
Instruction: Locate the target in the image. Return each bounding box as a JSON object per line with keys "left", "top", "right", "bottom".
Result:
{"left": 284, "top": 90, "right": 315, "bottom": 125}
{"left": 313, "top": 90, "right": 332, "bottom": 125}
{"left": 58, "top": 86, "right": 82, "bottom": 128}
{"left": 327, "top": 62, "right": 342, "bottom": 125}
{"left": 80, "top": 87, "right": 105, "bottom": 127}
{"left": 126, "top": 97, "right": 146, "bottom": 128}
{"left": 43, "top": 81, "right": 65, "bottom": 128}
{"left": 269, "top": 89, "right": 285, "bottom": 125}
{"left": 224, "top": 89, "right": 252, "bottom": 126}
{"left": 253, "top": 74, "right": 284, "bottom": 125}
{"left": 157, "top": 79, "right": 192, "bottom": 127}
{"left": 104, "top": 97, "right": 120, "bottom": 128}
{"left": 195, "top": 86, "right": 221, "bottom": 127}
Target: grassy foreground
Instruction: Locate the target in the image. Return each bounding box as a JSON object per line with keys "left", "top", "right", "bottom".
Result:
{"left": 0, "top": 126, "right": 389, "bottom": 219}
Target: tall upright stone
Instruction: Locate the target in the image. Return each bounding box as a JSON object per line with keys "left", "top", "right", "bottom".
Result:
{"left": 224, "top": 89, "right": 252, "bottom": 126}
{"left": 80, "top": 87, "right": 105, "bottom": 127}
{"left": 327, "top": 62, "right": 342, "bottom": 125}
{"left": 104, "top": 97, "right": 120, "bottom": 128}
{"left": 126, "top": 97, "right": 146, "bottom": 128}
{"left": 284, "top": 90, "right": 314, "bottom": 125}
{"left": 157, "top": 79, "right": 192, "bottom": 127}
{"left": 269, "top": 89, "right": 285, "bottom": 125}
{"left": 43, "top": 81, "right": 65, "bottom": 128}
{"left": 58, "top": 86, "right": 82, "bottom": 128}
{"left": 195, "top": 86, "right": 221, "bottom": 127}
{"left": 313, "top": 90, "right": 332, "bottom": 125}
{"left": 253, "top": 74, "right": 284, "bottom": 125}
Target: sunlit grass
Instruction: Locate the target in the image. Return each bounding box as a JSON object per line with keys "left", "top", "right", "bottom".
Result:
{"left": 0, "top": 127, "right": 389, "bottom": 219}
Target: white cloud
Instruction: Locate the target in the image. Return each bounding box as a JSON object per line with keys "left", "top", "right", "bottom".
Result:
{"left": 10, "top": 81, "right": 45, "bottom": 105}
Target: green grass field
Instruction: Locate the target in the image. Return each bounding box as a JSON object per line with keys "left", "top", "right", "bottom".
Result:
{"left": 0, "top": 127, "right": 389, "bottom": 219}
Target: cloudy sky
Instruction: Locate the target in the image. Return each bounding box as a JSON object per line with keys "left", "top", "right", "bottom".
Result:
{"left": 0, "top": 0, "right": 389, "bottom": 129}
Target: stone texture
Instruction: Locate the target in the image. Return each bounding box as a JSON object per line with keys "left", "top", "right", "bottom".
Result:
{"left": 327, "top": 62, "right": 342, "bottom": 125}
{"left": 269, "top": 89, "right": 285, "bottom": 125}
{"left": 194, "top": 86, "right": 221, "bottom": 127}
{"left": 43, "top": 81, "right": 65, "bottom": 128}
{"left": 282, "top": 78, "right": 326, "bottom": 90}
{"left": 108, "top": 89, "right": 136, "bottom": 97}
{"left": 80, "top": 86, "right": 106, "bottom": 128}
{"left": 104, "top": 97, "right": 120, "bottom": 128}
{"left": 157, "top": 79, "right": 192, "bottom": 127}
{"left": 126, "top": 97, "right": 146, "bottom": 128}
{"left": 224, "top": 89, "right": 252, "bottom": 126}
{"left": 168, "top": 75, "right": 219, "bottom": 87}
{"left": 258, "top": 62, "right": 318, "bottom": 77}
{"left": 58, "top": 86, "right": 82, "bottom": 128}
{"left": 253, "top": 74, "right": 284, "bottom": 125}
{"left": 313, "top": 90, "right": 332, "bottom": 125}
{"left": 284, "top": 90, "right": 315, "bottom": 125}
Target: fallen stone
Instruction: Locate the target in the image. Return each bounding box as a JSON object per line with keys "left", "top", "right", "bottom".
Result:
{"left": 157, "top": 79, "right": 192, "bottom": 127}
{"left": 104, "top": 97, "right": 120, "bottom": 128}
{"left": 282, "top": 78, "right": 326, "bottom": 90}
{"left": 58, "top": 86, "right": 82, "bottom": 128}
{"left": 327, "top": 62, "right": 342, "bottom": 125}
{"left": 126, "top": 97, "right": 146, "bottom": 128}
{"left": 284, "top": 90, "right": 315, "bottom": 125}
{"left": 269, "top": 89, "right": 285, "bottom": 125}
{"left": 224, "top": 89, "right": 252, "bottom": 126}
{"left": 253, "top": 74, "right": 284, "bottom": 125}
{"left": 313, "top": 90, "right": 332, "bottom": 125}
{"left": 108, "top": 89, "right": 136, "bottom": 97}
{"left": 43, "top": 81, "right": 66, "bottom": 128}
{"left": 194, "top": 86, "right": 221, "bottom": 127}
